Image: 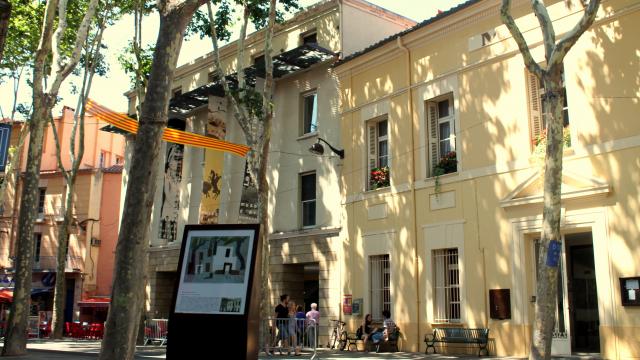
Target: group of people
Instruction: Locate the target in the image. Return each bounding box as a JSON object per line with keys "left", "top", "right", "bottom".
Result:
{"left": 358, "top": 310, "right": 397, "bottom": 345}
{"left": 267, "top": 294, "right": 320, "bottom": 356}
{"left": 266, "top": 292, "right": 398, "bottom": 355}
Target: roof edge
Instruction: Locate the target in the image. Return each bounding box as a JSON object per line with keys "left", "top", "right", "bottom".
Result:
{"left": 335, "top": 0, "right": 482, "bottom": 68}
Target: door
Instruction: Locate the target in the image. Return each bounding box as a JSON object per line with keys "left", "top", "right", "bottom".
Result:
{"left": 533, "top": 238, "right": 571, "bottom": 355}
{"left": 568, "top": 243, "right": 600, "bottom": 353}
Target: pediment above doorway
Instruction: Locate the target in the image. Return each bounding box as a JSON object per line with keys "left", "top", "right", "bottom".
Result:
{"left": 500, "top": 169, "right": 610, "bottom": 208}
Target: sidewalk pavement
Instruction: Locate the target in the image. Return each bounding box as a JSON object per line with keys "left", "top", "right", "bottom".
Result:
{"left": 0, "top": 339, "right": 166, "bottom": 359}
{"left": 0, "top": 340, "right": 599, "bottom": 360}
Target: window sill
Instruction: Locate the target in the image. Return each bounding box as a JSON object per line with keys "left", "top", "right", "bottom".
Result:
{"left": 430, "top": 322, "right": 464, "bottom": 328}
{"left": 528, "top": 147, "right": 575, "bottom": 164}
{"left": 297, "top": 132, "right": 318, "bottom": 141}
{"left": 365, "top": 185, "right": 391, "bottom": 194}
{"left": 427, "top": 171, "right": 458, "bottom": 181}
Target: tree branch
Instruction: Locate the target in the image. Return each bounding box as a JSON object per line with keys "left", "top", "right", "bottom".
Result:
{"left": 549, "top": 0, "right": 600, "bottom": 67}
{"left": 49, "top": 0, "right": 100, "bottom": 94}
{"left": 49, "top": 114, "right": 69, "bottom": 183}
{"left": 49, "top": 0, "right": 69, "bottom": 88}
{"left": 262, "top": 0, "right": 276, "bottom": 120}
{"left": 501, "top": 0, "right": 543, "bottom": 78}
{"left": 236, "top": 5, "right": 249, "bottom": 91}
{"left": 205, "top": 1, "right": 251, "bottom": 137}
{"left": 531, "top": 0, "right": 555, "bottom": 62}
{"left": 33, "top": 0, "right": 60, "bottom": 98}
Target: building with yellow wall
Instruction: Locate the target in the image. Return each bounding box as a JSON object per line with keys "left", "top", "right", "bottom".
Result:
{"left": 334, "top": 0, "right": 639, "bottom": 357}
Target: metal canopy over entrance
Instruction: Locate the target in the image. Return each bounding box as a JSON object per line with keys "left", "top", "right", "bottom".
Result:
{"left": 168, "top": 43, "right": 337, "bottom": 116}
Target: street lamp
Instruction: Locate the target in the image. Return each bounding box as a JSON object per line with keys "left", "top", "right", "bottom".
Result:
{"left": 308, "top": 137, "right": 344, "bottom": 159}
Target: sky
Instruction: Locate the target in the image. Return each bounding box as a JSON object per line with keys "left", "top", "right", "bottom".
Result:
{"left": 0, "top": 0, "right": 466, "bottom": 117}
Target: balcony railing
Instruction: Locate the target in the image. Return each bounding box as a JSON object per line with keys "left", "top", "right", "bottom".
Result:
{"left": 33, "top": 256, "right": 83, "bottom": 272}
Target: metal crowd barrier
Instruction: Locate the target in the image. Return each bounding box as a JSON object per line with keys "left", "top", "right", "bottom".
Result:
{"left": 144, "top": 319, "right": 168, "bottom": 346}
{"left": 261, "top": 318, "right": 317, "bottom": 358}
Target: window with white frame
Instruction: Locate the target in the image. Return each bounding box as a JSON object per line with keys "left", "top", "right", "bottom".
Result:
{"left": 426, "top": 95, "right": 457, "bottom": 177}
{"left": 432, "top": 248, "right": 461, "bottom": 323}
{"left": 369, "top": 254, "right": 390, "bottom": 321}
{"left": 37, "top": 188, "right": 46, "bottom": 219}
{"left": 525, "top": 66, "right": 570, "bottom": 151}
{"left": 367, "top": 118, "right": 390, "bottom": 190}
{"left": 300, "top": 172, "right": 316, "bottom": 228}
{"left": 301, "top": 91, "right": 318, "bottom": 134}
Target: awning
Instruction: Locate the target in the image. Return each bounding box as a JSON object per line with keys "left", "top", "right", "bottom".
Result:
{"left": 31, "top": 288, "right": 53, "bottom": 296}
{"left": 168, "top": 43, "right": 337, "bottom": 115}
{"left": 78, "top": 297, "right": 110, "bottom": 308}
{"left": 0, "top": 289, "right": 12, "bottom": 303}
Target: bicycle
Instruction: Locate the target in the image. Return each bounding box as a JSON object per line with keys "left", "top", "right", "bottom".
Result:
{"left": 327, "top": 319, "right": 348, "bottom": 350}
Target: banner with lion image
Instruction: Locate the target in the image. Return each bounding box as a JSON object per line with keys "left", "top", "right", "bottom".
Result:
{"left": 200, "top": 96, "right": 227, "bottom": 224}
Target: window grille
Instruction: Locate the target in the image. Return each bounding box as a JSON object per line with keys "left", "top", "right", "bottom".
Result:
{"left": 433, "top": 248, "right": 460, "bottom": 323}
{"left": 370, "top": 254, "right": 390, "bottom": 321}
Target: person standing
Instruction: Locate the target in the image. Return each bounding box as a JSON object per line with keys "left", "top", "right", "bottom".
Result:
{"left": 273, "top": 294, "right": 290, "bottom": 354}
{"left": 305, "top": 303, "right": 320, "bottom": 348}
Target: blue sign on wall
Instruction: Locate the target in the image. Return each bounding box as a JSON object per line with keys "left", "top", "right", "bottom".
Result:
{"left": 0, "top": 123, "right": 12, "bottom": 172}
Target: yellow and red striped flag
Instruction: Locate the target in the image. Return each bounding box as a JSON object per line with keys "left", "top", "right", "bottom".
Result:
{"left": 85, "top": 99, "right": 249, "bottom": 158}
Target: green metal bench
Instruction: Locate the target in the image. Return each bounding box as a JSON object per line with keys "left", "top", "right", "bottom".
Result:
{"left": 424, "top": 327, "right": 489, "bottom": 356}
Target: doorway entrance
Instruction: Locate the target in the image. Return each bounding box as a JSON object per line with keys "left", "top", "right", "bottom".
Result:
{"left": 533, "top": 232, "right": 600, "bottom": 355}
{"left": 303, "top": 263, "right": 319, "bottom": 312}
{"left": 282, "top": 262, "right": 319, "bottom": 312}
{"left": 566, "top": 233, "right": 600, "bottom": 353}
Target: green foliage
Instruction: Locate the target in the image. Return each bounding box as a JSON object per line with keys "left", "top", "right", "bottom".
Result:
{"left": 0, "top": 1, "right": 44, "bottom": 75}
{"left": 229, "top": 87, "right": 264, "bottom": 119}
{"left": 117, "top": 42, "right": 154, "bottom": 88}
{"left": 185, "top": 0, "right": 301, "bottom": 41}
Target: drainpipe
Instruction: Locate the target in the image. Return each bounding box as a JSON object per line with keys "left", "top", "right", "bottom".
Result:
{"left": 396, "top": 36, "right": 421, "bottom": 351}
{"left": 338, "top": 0, "right": 344, "bottom": 59}
{"left": 472, "top": 178, "right": 489, "bottom": 327}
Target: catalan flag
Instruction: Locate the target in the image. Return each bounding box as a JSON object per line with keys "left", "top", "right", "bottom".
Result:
{"left": 85, "top": 99, "right": 249, "bottom": 158}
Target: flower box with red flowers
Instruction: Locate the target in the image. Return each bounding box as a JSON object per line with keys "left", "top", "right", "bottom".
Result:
{"left": 369, "top": 166, "right": 390, "bottom": 190}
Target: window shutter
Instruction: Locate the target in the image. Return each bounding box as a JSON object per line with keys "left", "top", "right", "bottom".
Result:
{"left": 525, "top": 68, "right": 543, "bottom": 144}
{"left": 427, "top": 103, "right": 439, "bottom": 176}
{"left": 367, "top": 123, "right": 377, "bottom": 184}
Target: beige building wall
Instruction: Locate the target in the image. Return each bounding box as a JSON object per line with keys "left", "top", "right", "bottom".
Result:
{"left": 337, "top": 0, "right": 640, "bottom": 357}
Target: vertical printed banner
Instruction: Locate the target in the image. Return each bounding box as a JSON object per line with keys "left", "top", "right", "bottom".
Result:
{"left": 200, "top": 96, "right": 227, "bottom": 224}
{"left": 160, "top": 143, "right": 183, "bottom": 242}
{"left": 238, "top": 162, "right": 258, "bottom": 223}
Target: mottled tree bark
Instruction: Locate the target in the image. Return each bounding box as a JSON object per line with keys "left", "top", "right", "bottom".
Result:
{"left": 2, "top": 0, "right": 98, "bottom": 354}
{"left": 98, "top": 1, "right": 204, "bottom": 359}
{"left": 2, "top": 0, "right": 58, "bottom": 354}
{"left": 0, "top": 0, "right": 10, "bottom": 63}
{"left": 500, "top": 1, "right": 601, "bottom": 359}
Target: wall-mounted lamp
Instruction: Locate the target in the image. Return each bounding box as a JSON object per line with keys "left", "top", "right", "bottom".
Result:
{"left": 308, "top": 137, "right": 344, "bottom": 159}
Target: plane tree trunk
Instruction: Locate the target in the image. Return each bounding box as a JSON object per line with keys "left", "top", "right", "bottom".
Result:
{"left": 499, "top": 1, "right": 601, "bottom": 358}
{"left": 1, "top": 0, "right": 98, "bottom": 354}
{"left": 98, "top": 1, "right": 205, "bottom": 359}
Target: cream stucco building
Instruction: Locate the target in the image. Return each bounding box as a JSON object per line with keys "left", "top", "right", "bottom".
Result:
{"left": 335, "top": 0, "right": 639, "bottom": 358}
{"left": 123, "top": 1, "right": 414, "bottom": 343}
